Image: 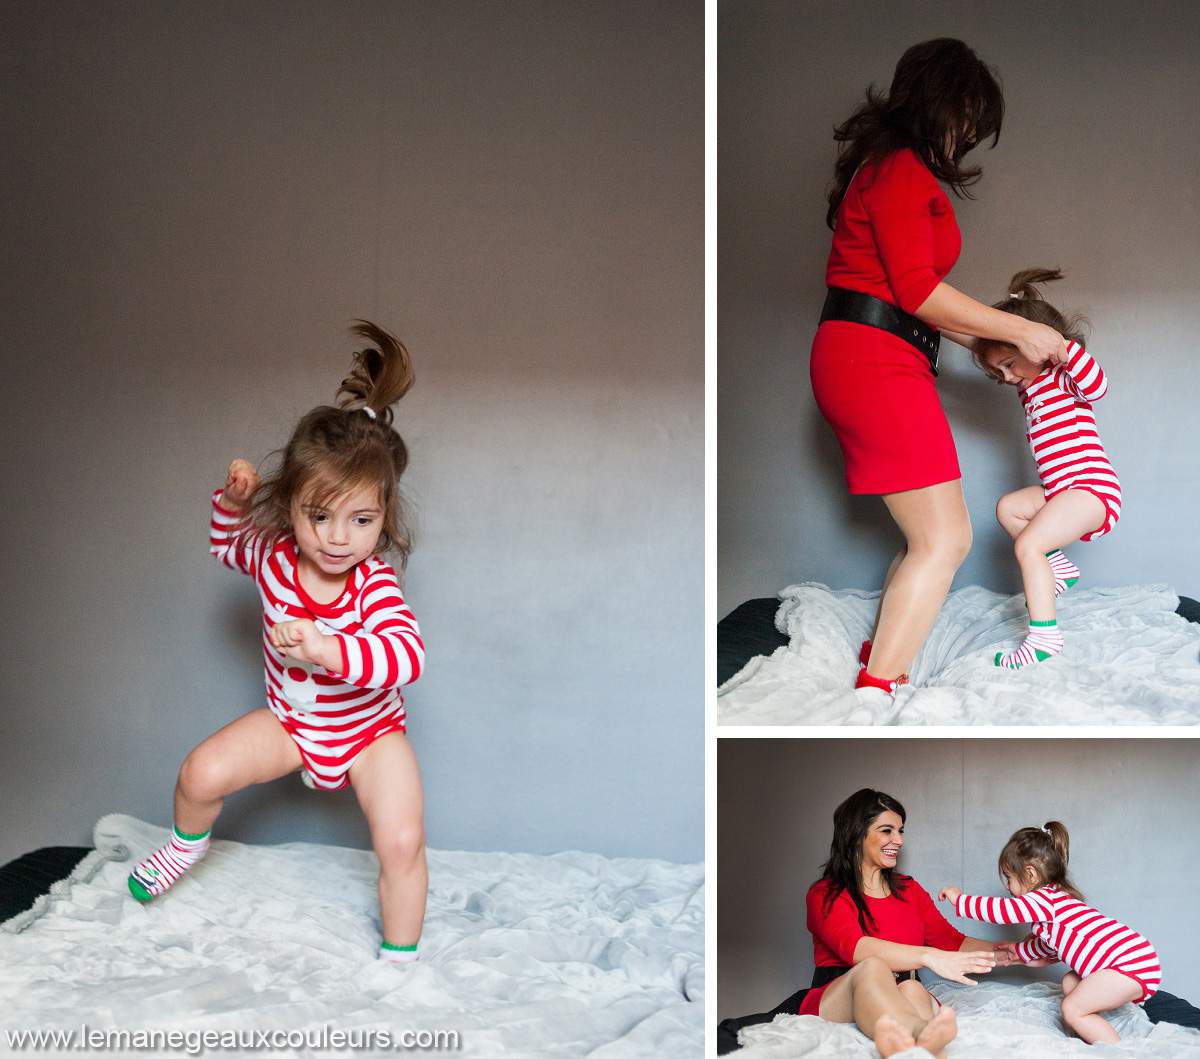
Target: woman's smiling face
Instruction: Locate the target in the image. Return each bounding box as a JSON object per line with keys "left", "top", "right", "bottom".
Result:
{"left": 861, "top": 810, "right": 905, "bottom": 875}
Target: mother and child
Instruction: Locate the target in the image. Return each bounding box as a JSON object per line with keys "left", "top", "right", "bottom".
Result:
{"left": 809, "top": 38, "right": 1120, "bottom": 692}
{"left": 718, "top": 789, "right": 1161, "bottom": 1056}
{"left": 127, "top": 322, "right": 428, "bottom": 965}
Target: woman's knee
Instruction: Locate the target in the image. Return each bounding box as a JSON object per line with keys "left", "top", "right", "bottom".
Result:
{"left": 850, "top": 956, "right": 895, "bottom": 983}
{"left": 910, "top": 520, "right": 972, "bottom": 570}
{"left": 897, "top": 978, "right": 929, "bottom": 1002}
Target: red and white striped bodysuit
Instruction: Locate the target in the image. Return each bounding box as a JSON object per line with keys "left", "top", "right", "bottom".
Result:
{"left": 209, "top": 491, "right": 425, "bottom": 790}
{"left": 954, "top": 886, "right": 1161, "bottom": 1002}
{"left": 1020, "top": 342, "right": 1120, "bottom": 541}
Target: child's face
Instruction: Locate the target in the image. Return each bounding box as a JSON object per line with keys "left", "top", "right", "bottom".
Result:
{"left": 1002, "top": 865, "right": 1037, "bottom": 897}
{"left": 982, "top": 344, "right": 1044, "bottom": 389}
{"left": 290, "top": 482, "right": 384, "bottom": 580}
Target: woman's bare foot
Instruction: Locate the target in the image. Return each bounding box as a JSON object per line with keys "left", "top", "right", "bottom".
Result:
{"left": 874, "top": 1015, "right": 916, "bottom": 1057}
{"left": 914, "top": 1006, "right": 957, "bottom": 1058}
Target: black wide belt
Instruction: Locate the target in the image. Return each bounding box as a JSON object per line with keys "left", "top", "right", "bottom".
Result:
{"left": 820, "top": 287, "right": 941, "bottom": 375}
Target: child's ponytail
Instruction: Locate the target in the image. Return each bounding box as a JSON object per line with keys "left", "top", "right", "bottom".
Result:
{"left": 998, "top": 820, "right": 1085, "bottom": 901}
{"left": 991, "top": 267, "right": 1089, "bottom": 347}
{"left": 335, "top": 321, "right": 415, "bottom": 428}
{"left": 238, "top": 320, "right": 418, "bottom": 566}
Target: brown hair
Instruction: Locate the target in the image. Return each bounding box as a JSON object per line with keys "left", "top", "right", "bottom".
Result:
{"left": 826, "top": 38, "right": 1004, "bottom": 229}
{"left": 242, "top": 321, "right": 417, "bottom": 565}
{"left": 818, "top": 788, "right": 910, "bottom": 933}
{"left": 998, "top": 821, "right": 1085, "bottom": 902}
{"left": 972, "top": 268, "right": 1089, "bottom": 379}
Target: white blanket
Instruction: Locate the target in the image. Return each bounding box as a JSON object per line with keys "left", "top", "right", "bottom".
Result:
{"left": 734, "top": 979, "right": 1200, "bottom": 1057}
{"left": 718, "top": 583, "right": 1200, "bottom": 725}
{"left": 0, "top": 815, "right": 703, "bottom": 1057}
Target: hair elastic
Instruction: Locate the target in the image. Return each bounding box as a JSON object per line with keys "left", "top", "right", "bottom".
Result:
{"left": 350, "top": 402, "right": 377, "bottom": 420}
{"left": 1009, "top": 293, "right": 1021, "bottom": 299}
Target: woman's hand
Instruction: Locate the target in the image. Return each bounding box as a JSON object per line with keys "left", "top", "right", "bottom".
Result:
{"left": 1012, "top": 319, "right": 1070, "bottom": 367}
{"left": 937, "top": 886, "right": 962, "bottom": 904}
{"left": 270, "top": 619, "right": 339, "bottom": 670}
{"left": 923, "top": 946, "right": 998, "bottom": 986}
{"left": 993, "top": 941, "right": 1020, "bottom": 967}
{"left": 221, "top": 459, "right": 260, "bottom": 512}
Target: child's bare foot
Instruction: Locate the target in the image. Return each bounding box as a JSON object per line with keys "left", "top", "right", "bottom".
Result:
{"left": 914, "top": 1006, "right": 957, "bottom": 1058}
{"left": 874, "top": 1015, "right": 916, "bottom": 1057}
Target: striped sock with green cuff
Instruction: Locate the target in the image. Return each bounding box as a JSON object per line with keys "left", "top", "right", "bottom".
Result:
{"left": 128, "top": 825, "right": 211, "bottom": 901}
{"left": 380, "top": 940, "right": 419, "bottom": 964}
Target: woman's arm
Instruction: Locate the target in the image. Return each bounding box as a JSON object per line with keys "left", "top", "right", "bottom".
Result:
{"left": 915, "top": 282, "right": 1069, "bottom": 366}
{"left": 852, "top": 935, "right": 998, "bottom": 985}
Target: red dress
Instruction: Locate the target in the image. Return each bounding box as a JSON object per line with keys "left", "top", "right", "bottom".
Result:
{"left": 810, "top": 148, "right": 962, "bottom": 494}
{"left": 798, "top": 876, "right": 966, "bottom": 1017}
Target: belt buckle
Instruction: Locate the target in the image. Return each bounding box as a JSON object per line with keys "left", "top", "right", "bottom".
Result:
{"left": 929, "top": 347, "right": 939, "bottom": 376}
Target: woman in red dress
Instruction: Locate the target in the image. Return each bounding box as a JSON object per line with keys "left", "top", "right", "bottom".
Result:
{"left": 810, "top": 39, "right": 1069, "bottom": 692}
{"left": 800, "top": 789, "right": 1010, "bottom": 1058}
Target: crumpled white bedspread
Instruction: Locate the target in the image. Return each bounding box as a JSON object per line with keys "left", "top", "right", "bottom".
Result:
{"left": 0, "top": 815, "right": 703, "bottom": 1057}
{"left": 718, "top": 583, "right": 1200, "bottom": 725}
{"left": 735, "top": 979, "right": 1200, "bottom": 1057}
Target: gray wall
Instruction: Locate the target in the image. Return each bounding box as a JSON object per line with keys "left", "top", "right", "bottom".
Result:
{"left": 0, "top": 1, "right": 703, "bottom": 866}
{"left": 719, "top": 0, "right": 1200, "bottom": 617}
{"left": 718, "top": 739, "right": 1200, "bottom": 1018}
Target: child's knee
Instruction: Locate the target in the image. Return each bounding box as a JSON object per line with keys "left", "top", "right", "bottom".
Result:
{"left": 375, "top": 821, "right": 425, "bottom": 869}
{"left": 178, "top": 747, "right": 229, "bottom": 802}
{"left": 1060, "top": 990, "right": 1091, "bottom": 1026}
{"left": 995, "top": 493, "right": 1015, "bottom": 525}
{"left": 1013, "top": 531, "right": 1047, "bottom": 565}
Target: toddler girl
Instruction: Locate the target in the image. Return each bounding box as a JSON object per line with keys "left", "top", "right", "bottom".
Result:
{"left": 128, "top": 321, "right": 428, "bottom": 965}
{"left": 973, "top": 268, "right": 1120, "bottom": 668}
{"left": 938, "top": 821, "right": 1160, "bottom": 1044}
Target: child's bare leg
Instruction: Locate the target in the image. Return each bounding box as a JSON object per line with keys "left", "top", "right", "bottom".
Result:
{"left": 350, "top": 731, "right": 428, "bottom": 956}
{"left": 867, "top": 480, "right": 972, "bottom": 680}
{"left": 996, "top": 486, "right": 1047, "bottom": 541}
{"left": 819, "top": 958, "right": 956, "bottom": 1058}
{"left": 1059, "top": 969, "right": 1141, "bottom": 1044}
{"left": 131, "top": 709, "right": 300, "bottom": 900}
{"left": 1013, "top": 490, "right": 1106, "bottom": 622}
{"left": 174, "top": 708, "right": 303, "bottom": 834}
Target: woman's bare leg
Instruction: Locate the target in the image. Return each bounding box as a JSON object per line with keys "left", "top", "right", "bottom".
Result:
{"left": 868, "top": 548, "right": 907, "bottom": 644}
{"left": 866, "top": 480, "right": 972, "bottom": 680}
{"left": 819, "top": 958, "right": 957, "bottom": 1058}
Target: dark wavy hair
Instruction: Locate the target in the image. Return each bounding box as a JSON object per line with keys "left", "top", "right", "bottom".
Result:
{"left": 999, "top": 821, "right": 1085, "bottom": 902}
{"left": 240, "top": 321, "right": 417, "bottom": 566}
{"left": 826, "top": 38, "right": 1004, "bottom": 229}
{"left": 819, "top": 788, "right": 909, "bottom": 932}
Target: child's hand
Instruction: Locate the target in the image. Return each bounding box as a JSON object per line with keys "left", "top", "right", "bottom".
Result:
{"left": 937, "top": 886, "right": 962, "bottom": 904}
{"left": 993, "top": 941, "right": 1020, "bottom": 966}
{"left": 270, "top": 619, "right": 338, "bottom": 670}
{"left": 221, "top": 459, "right": 259, "bottom": 511}
{"left": 1012, "top": 933, "right": 1055, "bottom": 967}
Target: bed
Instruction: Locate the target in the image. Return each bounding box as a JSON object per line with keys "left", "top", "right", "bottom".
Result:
{"left": 0, "top": 815, "right": 704, "bottom": 1057}
{"left": 728, "top": 978, "right": 1200, "bottom": 1057}
{"left": 718, "top": 584, "right": 1200, "bottom": 725}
